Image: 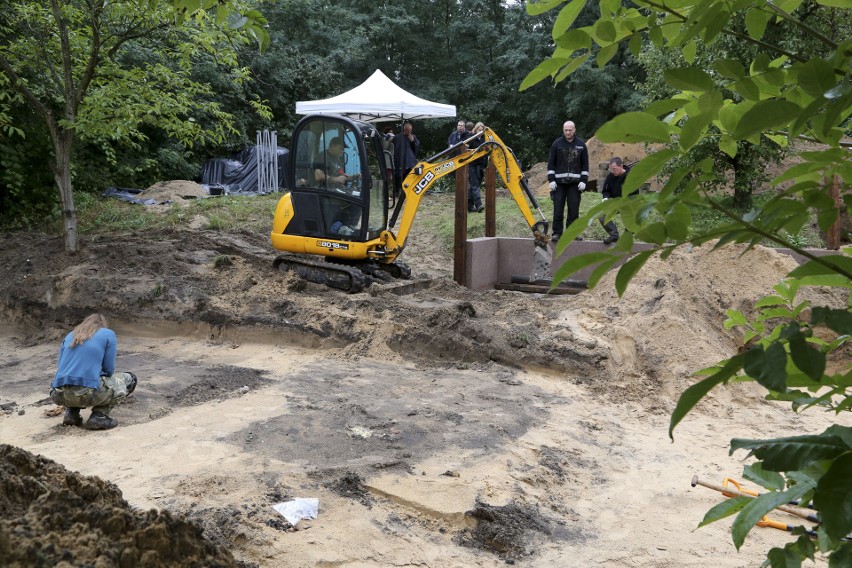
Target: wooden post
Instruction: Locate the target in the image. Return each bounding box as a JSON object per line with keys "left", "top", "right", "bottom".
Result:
{"left": 485, "top": 161, "right": 496, "bottom": 237}
{"left": 827, "top": 174, "right": 841, "bottom": 250}
{"left": 454, "top": 166, "right": 469, "bottom": 285}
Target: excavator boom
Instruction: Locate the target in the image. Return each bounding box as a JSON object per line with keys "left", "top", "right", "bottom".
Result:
{"left": 389, "top": 127, "right": 550, "bottom": 260}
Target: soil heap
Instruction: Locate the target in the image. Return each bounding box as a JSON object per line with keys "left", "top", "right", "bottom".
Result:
{"left": 0, "top": 444, "right": 239, "bottom": 567}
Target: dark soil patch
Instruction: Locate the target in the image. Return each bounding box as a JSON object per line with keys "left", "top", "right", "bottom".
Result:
{"left": 326, "top": 471, "right": 373, "bottom": 507}
{"left": 456, "top": 500, "right": 551, "bottom": 560}
{"left": 168, "top": 366, "right": 267, "bottom": 407}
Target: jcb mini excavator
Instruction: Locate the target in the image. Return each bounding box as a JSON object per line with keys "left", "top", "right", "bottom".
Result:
{"left": 270, "top": 114, "right": 552, "bottom": 292}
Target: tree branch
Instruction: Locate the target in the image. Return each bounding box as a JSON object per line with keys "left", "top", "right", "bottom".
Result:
{"left": 49, "top": 0, "right": 77, "bottom": 120}
{"left": 0, "top": 54, "right": 53, "bottom": 121}
{"left": 765, "top": 1, "right": 837, "bottom": 50}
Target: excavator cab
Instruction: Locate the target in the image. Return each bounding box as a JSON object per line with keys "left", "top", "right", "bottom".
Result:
{"left": 278, "top": 115, "right": 388, "bottom": 246}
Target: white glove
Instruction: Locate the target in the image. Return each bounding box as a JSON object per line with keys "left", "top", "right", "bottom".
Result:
{"left": 578, "top": 182, "right": 586, "bottom": 191}
{"left": 602, "top": 197, "right": 608, "bottom": 201}
{"left": 548, "top": 181, "right": 557, "bottom": 191}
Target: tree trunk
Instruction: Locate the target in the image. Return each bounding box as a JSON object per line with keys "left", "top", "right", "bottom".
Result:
{"left": 732, "top": 183, "right": 752, "bottom": 210}
{"left": 51, "top": 127, "right": 78, "bottom": 253}
{"left": 731, "top": 156, "right": 752, "bottom": 210}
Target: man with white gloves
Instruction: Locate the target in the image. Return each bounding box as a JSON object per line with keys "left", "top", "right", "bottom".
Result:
{"left": 547, "top": 120, "right": 589, "bottom": 242}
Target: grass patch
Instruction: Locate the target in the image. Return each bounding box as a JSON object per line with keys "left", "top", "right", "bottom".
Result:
{"left": 44, "top": 185, "right": 827, "bottom": 251}
{"left": 71, "top": 192, "right": 282, "bottom": 235}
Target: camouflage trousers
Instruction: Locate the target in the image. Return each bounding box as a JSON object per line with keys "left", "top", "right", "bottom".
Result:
{"left": 50, "top": 372, "right": 135, "bottom": 417}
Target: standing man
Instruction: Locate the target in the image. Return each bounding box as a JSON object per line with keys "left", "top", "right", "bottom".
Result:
{"left": 447, "top": 120, "right": 470, "bottom": 148}
{"left": 599, "top": 157, "right": 633, "bottom": 244}
{"left": 393, "top": 122, "right": 421, "bottom": 195}
{"left": 547, "top": 120, "right": 589, "bottom": 241}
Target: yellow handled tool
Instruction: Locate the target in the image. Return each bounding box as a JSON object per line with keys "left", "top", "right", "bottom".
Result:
{"left": 691, "top": 475, "right": 819, "bottom": 523}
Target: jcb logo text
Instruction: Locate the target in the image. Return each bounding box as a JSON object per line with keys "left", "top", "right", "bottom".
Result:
{"left": 414, "top": 171, "right": 435, "bottom": 195}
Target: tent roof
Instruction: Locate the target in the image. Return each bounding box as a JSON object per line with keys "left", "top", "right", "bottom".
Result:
{"left": 295, "top": 69, "right": 456, "bottom": 123}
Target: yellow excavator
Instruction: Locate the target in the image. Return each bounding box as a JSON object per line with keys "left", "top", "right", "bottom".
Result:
{"left": 270, "top": 114, "right": 551, "bottom": 292}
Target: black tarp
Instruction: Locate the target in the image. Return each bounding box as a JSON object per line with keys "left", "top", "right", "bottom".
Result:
{"left": 102, "top": 187, "right": 160, "bottom": 205}
{"left": 200, "top": 146, "right": 290, "bottom": 195}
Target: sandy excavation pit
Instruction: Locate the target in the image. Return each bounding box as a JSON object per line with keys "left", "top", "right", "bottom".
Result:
{"left": 1, "top": 202, "right": 850, "bottom": 566}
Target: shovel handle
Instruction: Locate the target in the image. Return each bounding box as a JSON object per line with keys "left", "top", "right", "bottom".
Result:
{"left": 691, "top": 475, "right": 819, "bottom": 523}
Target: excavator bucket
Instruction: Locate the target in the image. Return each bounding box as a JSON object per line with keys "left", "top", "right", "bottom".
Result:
{"left": 531, "top": 243, "right": 552, "bottom": 282}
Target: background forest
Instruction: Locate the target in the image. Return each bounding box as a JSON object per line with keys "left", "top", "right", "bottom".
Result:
{"left": 0, "top": 0, "right": 642, "bottom": 226}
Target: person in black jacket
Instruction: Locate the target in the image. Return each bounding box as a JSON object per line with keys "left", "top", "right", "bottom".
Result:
{"left": 466, "top": 122, "right": 487, "bottom": 212}
{"left": 447, "top": 120, "right": 470, "bottom": 148}
{"left": 599, "top": 157, "right": 633, "bottom": 244}
{"left": 547, "top": 121, "right": 589, "bottom": 241}
{"left": 393, "top": 122, "right": 421, "bottom": 196}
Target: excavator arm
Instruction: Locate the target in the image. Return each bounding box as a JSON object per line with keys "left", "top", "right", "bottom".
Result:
{"left": 376, "top": 127, "right": 551, "bottom": 265}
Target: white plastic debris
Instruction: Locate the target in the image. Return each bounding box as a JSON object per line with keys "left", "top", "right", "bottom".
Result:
{"left": 272, "top": 498, "right": 319, "bottom": 525}
{"left": 349, "top": 426, "right": 373, "bottom": 438}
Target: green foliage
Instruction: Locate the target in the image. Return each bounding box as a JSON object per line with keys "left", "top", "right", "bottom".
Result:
{"left": 0, "top": 0, "right": 270, "bottom": 250}
{"left": 0, "top": 134, "right": 57, "bottom": 229}
{"left": 527, "top": 0, "right": 852, "bottom": 564}
{"left": 2, "top": 0, "right": 651, "bottom": 227}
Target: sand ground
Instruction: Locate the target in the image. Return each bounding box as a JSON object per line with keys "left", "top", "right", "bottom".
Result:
{"left": 0, "top": 198, "right": 848, "bottom": 566}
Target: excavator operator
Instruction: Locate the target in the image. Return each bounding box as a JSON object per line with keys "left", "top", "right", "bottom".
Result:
{"left": 314, "top": 137, "right": 349, "bottom": 189}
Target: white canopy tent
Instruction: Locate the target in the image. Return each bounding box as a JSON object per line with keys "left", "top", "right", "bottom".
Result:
{"left": 295, "top": 69, "right": 456, "bottom": 123}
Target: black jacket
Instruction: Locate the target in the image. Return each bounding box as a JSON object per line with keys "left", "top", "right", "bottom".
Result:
{"left": 547, "top": 136, "right": 589, "bottom": 186}
{"left": 601, "top": 165, "right": 634, "bottom": 199}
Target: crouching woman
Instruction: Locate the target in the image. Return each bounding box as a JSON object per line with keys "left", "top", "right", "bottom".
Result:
{"left": 50, "top": 313, "right": 137, "bottom": 430}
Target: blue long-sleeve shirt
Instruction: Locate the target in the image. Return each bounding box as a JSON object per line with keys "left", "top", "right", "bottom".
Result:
{"left": 52, "top": 328, "right": 117, "bottom": 389}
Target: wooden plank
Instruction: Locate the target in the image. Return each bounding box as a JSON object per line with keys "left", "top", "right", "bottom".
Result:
{"left": 494, "top": 283, "right": 584, "bottom": 295}
{"left": 511, "top": 275, "right": 588, "bottom": 289}
{"left": 453, "top": 166, "right": 469, "bottom": 285}
{"left": 485, "top": 161, "right": 496, "bottom": 237}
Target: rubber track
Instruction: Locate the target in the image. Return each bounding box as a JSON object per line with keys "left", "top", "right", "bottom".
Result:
{"left": 274, "top": 255, "right": 368, "bottom": 293}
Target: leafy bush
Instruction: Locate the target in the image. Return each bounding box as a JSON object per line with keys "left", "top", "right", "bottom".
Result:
{"left": 527, "top": 0, "right": 851, "bottom": 564}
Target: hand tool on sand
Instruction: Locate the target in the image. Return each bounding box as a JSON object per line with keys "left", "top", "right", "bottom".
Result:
{"left": 692, "top": 475, "right": 851, "bottom": 541}
{"left": 720, "top": 477, "right": 814, "bottom": 510}
{"left": 690, "top": 475, "right": 820, "bottom": 524}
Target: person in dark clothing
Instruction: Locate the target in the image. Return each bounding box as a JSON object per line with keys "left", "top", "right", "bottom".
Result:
{"left": 314, "top": 136, "right": 348, "bottom": 189}
{"left": 447, "top": 120, "right": 470, "bottom": 148}
{"left": 547, "top": 120, "right": 589, "bottom": 241}
{"left": 393, "top": 122, "right": 421, "bottom": 194}
{"left": 466, "top": 122, "right": 487, "bottom": 212}
{"left": 599, "top": 156, "right": 633, "bottom": 244}
{"left": 50, "top": 313, "right": 137, "bottom": 430}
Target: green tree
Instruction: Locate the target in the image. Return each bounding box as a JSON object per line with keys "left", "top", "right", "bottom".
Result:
{"left": 0, "top": 0, "right": 268, "bottom": 252}
{"left": 637, "top": 36, "right": 788, "bottom": 210}
{"left": 525, "top": 0, "right": 851, "bottom": 565}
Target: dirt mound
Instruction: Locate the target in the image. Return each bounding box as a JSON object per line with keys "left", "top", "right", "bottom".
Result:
{"left": 0, "top": 444, "right": 239, "bottom": 567}
{"left": 456, "top": 500, "right": 556, "bottom": 560}
{"left": 524, "top": 162, "right": 550, "bottom": 195}
{"left": 525, "top": 137, "right": 660, "bottom": 196}
{"left": 139, "top": 180, "right": 208, "bottom": 207}
{"left": 585, "top": 137, "right": 658, "bottom": 179}
{"left": 0, "top": 229, "right": 605, "bottom": 379}
{"left": 562, "top": 242, "right": 845, "bottom": 409}
{"left": 1, "top": 228, "right": 836, "bottom": 412}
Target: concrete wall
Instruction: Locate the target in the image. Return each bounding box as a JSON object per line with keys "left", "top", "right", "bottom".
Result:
{"left": 464, "top": 237, "right": 834, "bottom": 291}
